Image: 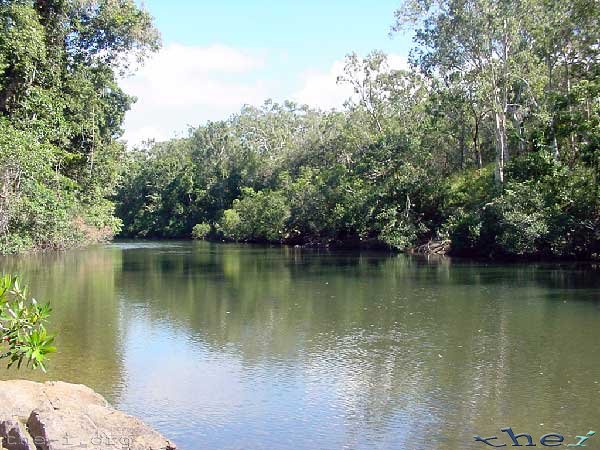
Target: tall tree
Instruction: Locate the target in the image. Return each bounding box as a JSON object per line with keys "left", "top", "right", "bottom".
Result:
{"left": 0, "top": 0, "right": 160, "bottom": 253}
{"left": 393, "top": 0, "right": 544, "bottom": 183}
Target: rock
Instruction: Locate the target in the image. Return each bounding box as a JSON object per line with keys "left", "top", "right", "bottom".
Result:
{"left": 0, "top": 380, "right": 176, "bottom": 450}
{"left": 0, "top": 419, "right": 35, "bottom": 450}
{"left": 412, "top": 239, "right": 451, "bottom": 255}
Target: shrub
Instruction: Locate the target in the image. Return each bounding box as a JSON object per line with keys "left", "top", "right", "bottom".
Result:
{"left": 446, "top": 165, "right": 497, "bottom": 210}
{"left": 0, "top": 274, "right": 55, "bottom": 371}
{"left": 487, "top": 183, "right": 549, "bottom": 256}
{"left": 542, "top": 165, "right": 600, "bottom": 258}
{"left": 283, "top": 168, "right": 340, "bottom": 243}
{"left": 377, "top": 207, "right": 428, "bottom": 250}
{"left": 192, "top": 222, "right": 211, "bottom": 240}
{"left": 443, "top": 208, "right": 483, "bottom": 255}
{"left": 218, "top": 188, "right": 290, "bottom": 242}
{"left": 218, "top": 209, "right": 243, "bottom": 241}
{"left": 0, "top": 120, "right": 118, "bottom": 253}
{"left": 366, "top": 161, "right": 449, "bottom": 250}
{"left": 445, "top": 156, "right": 600, "bottom": 258}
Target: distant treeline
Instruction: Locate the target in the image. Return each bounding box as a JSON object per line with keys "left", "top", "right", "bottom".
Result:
{"left": 1, "top": 0, "right": 599, "bottom": 259}
{"left": 116, "top": 0, "right": 600, "bottom": 259}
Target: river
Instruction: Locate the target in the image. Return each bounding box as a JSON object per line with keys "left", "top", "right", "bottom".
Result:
{"left": 1, "top": 241, "right": 599, "bottom": 449}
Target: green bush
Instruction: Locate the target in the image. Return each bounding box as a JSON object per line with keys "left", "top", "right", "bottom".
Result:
{"left": 0, "top": 235, "right": 33, "bottom": 256}
{"left": 218, "top": 188, "right": 290, "bottom": 242}
{"left": 192, "top": 222, "right": 211, "bottom": 240}
{"left": 0, "top": 121, "right": 77, "bottom": 253}
{"left": 542, "top": 165, "right": 599, "bottom": 258}
{"left": 443, "top": 208, "right": 483, "bottom": 254}
{"left": 504, "top": 151, "right": 560, "bottom": 182}
{"left": 283, "top": 168, "right": 340, "bottom": 243}
{"left": 445, "top": 156, "right": 600, "bottom": 258}
{"left": 487, "top": 183, "right": 549, "bottom": 256}
{"left": 0, "top": 120, "right": 121, "bottom": 253}
{"left": 446, "top": 165, "right": 497, "bottom": 210}
{"left": 375, "top": 162, "right": 448, "bottom": 250}
{"left": 0, "top": 274, "right": 55, "bottom": 371}
{"left": 218, "top": 209, "right": 243, "bottom": 241}
{"left": 377, "top": 207, "right": 427, "bottom": 250}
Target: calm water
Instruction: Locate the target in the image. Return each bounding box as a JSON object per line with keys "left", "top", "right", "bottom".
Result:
{"left": 1, "top": 241, "right": 600, "bottom": 449}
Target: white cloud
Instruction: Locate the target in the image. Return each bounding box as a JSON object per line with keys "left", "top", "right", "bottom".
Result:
{"left": 121, "top": 126, "right": 170, "bottom": 147}
{"left": 388, "top": 54, "right": 410, "bottom": 71}
{"left": 120, "top": 43, "right": 269, "bottom": 146}
{"left": 292, "top": 60, "right": 354, "bottom": 111}
{"left": 292, "top": 54, "right": 409, "bottom": 111}
{"left": 120, "top": 46, "right": 410, "bottom": 147}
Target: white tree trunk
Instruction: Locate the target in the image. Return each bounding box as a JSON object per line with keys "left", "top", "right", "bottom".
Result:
{"left": 494, "top": 108, "right": 508, "bottom": 184}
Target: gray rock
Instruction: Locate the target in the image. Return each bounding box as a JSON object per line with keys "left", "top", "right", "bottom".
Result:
{"left": 0, "top": 380, "right": 176, "bottom": 450}
{"left": 0, "top": 419, "right": 35, "bottom": 450}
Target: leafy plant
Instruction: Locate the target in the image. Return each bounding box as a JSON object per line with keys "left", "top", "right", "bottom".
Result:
{"left": 0, "top": 275, "right": 55, "bottom": 371}
{"left": 192, "top": 223, "right": 211, "bottom": 240}
{"left": 218, "top": 188, "right": 290, "bottom": 243}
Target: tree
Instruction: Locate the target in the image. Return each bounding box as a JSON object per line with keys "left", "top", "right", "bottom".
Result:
{"left": 114, "top": 0, "right": 599, "bottom": 259}
{"left": 393, "top": 0, "right": 544, "bottom": 183}
{"left": 0, "top": 0, "right": 160, "bottom": 254}
{"left": 218, "top": 188, "right": 290, "bottom": 243}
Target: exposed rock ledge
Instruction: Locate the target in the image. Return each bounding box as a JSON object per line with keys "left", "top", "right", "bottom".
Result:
{"left": 0, "top": 380, "right": 176, "bottom": 450}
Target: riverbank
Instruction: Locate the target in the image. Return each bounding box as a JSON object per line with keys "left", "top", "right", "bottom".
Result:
{"left": 109, "top": 237, "right": 600, "bottom": 263}
{"left": 2, "top": 233, "right": 599, "bottom": 262}
{"left": 0, "top": 380, "right": 176, "bottom": 450}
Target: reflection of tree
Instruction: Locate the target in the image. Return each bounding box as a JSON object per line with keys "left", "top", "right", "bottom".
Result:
{"left": 115, "top": 243, "right": 600, "bottom": 448}
{"left": 1, "top": 243, "right": 599, "bottom": 449}
{"left": 0, "top": 248, "right": 126, "bottom": 404}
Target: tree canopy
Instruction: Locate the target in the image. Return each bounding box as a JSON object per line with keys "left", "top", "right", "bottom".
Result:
{"left": 0, "top": 0, "right": 160, "bottom": 254}
{"left": 1, "top": 0, "right": 599, "bottom": 260}
{"left": 116, "top": 0, "right": 599, "bottom": 259}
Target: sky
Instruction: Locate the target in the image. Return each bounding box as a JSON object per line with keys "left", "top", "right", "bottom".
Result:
{"left": 121, "top": 0, "right": 415, "bottom": 146}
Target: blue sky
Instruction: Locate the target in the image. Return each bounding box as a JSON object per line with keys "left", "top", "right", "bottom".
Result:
{"left": 122, "top": 0, "right": 414, "bottom": 145}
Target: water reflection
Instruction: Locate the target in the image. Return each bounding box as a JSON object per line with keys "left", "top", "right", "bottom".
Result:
{"left": 1, "top": 242, "right": 600, "bottom": 450}
{"left": 0, "top": 248, "right": 126, "bottom": 403}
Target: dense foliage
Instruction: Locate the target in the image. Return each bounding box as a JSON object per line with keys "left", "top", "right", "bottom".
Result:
{"left": 0, "top": 0, "right": 159, "bottom": 254}
{"left": 116, "top": 0, "right": 599, "bottom": 259}
{"left": 1, "top": 0, "right": 598, "bottom": 260}
{"left": 0, "top": 274, "right": 54, "bottom": 371}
